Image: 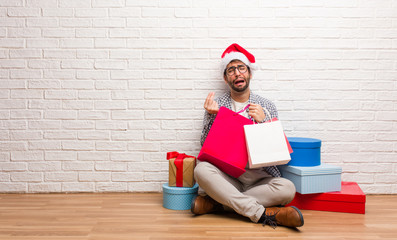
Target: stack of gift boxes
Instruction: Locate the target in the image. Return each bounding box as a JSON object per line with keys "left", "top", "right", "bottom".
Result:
{"left": 162, "top": 138, "right": 367, "bottom": 214}
{"left": 162, "top": 151, "right": 198, "bottom": 210}
{"left": 279, "top": 137, "right": 366, "bottom": 214}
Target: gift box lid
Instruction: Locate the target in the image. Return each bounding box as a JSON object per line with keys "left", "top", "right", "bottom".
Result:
{"left": 288, "top": 137, "right": 321, "bottom": 149}
{"left": 162, "top": 183, "right": 198, "bottom": 194}
{"left": 296, "top": 182, "right": 365, "bottom": 203}
{"left": 279, "top": 164, "right": 342, "bottom": 176}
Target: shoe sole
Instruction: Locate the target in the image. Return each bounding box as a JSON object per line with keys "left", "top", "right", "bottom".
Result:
{"left": 290, "top": 206, "right": 304, "bottom": 227}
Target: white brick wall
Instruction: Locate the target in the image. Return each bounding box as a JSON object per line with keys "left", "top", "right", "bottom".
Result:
{"left": 0, "top": 1, "right": 396, "bottom": 194}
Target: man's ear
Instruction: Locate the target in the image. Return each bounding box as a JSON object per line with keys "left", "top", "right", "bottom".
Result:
{"left": 223, "top": 74, "right": 228, "bottom": 83}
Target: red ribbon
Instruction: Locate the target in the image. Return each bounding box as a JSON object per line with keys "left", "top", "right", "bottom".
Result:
{"left": 167, "top": 151, "right": 195, "bottom": 187}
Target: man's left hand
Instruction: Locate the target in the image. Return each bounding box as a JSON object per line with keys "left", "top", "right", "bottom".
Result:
{"left": 248, "top": 103, "right": 266, "bottom": 123}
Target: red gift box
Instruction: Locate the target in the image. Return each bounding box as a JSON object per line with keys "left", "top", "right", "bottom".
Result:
{"left": 287, "top": 181, "right": 366, "bottom": 214}
{"left": 167, "top": 151, "right": 196, "bottom": 188}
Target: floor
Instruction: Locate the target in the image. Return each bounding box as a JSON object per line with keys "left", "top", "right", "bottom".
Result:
{"left": 0, "top": 193, "right": 396, "bottom": 239}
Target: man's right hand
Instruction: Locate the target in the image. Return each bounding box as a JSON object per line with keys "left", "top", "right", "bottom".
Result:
{"left": 204, "top": 92, "right": 219, "bottom": 114}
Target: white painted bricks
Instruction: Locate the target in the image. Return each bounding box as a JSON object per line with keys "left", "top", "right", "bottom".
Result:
{"left": 0, "top": 1, "right": 396, "bottom": 194}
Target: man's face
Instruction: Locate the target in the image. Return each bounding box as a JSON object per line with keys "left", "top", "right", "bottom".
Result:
{"left": 223, "top": 60, "right": 251, "bottom": 93}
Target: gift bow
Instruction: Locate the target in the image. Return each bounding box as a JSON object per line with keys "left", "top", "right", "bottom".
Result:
{"left": 167, "top": 151, "right": 196, "bottom": 187}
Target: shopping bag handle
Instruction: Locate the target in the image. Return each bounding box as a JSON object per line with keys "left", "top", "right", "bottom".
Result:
{"left": 263, "top": 108, "right": 273, "bottom": 122}
{"left": 234, "top": 104, "right": 274, "bottom": 124}
{"left": 250, "top": 108, "right": 273, "bottom": 124}
{"left": 233, "top": 104, "right": 250, "bottom": 115}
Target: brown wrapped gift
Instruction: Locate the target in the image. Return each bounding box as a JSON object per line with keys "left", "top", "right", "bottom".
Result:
{"left": 167, "top": 151, "right": 196, "bottom": 188}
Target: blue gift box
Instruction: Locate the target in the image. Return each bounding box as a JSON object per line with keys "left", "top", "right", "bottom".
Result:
{"left": 162, "top": 183, "right": 198, "bottom": 210}
{"left": 279, "top": 164, "right": 342, "bottom": 194}
{"left": 288, "top": 137, "right": 321, "bottom": 167}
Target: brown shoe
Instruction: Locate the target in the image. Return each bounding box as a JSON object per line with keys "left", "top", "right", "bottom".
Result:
{"left": 191, "top": 195, "right": 223, "bottom": 215}
{"left": 260, "top": 206, "right": 304, "bottom": 228}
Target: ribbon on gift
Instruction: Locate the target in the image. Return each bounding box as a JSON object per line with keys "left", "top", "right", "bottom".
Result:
{"left": 167, "top": 151, "right": 196, "bottom": 187}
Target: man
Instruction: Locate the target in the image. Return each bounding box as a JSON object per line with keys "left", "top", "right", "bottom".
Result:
{"left": 191, "top": 43, "right": 304, "bottom": 228}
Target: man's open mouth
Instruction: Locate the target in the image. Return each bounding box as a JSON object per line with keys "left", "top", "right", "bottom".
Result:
{"left": 234, "top": 79, "right": 245, "bottom": 86}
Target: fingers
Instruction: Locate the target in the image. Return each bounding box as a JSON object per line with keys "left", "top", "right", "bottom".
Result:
{"left": 248, "top": 104, "right": 259, "bottom": 114}
{"left": 204, "top": 92, "right": 214, "bottom": 109}
{"left": 248, "top": 103, "right": 259, "bottom": 110}
{"left": 204, "top": 92, "right": 219, "bottom": 114}
{"left": 248, "top": 103, "right": 266, "bottom": 122}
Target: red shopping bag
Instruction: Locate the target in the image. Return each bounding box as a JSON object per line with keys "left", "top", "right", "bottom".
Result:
{"left": 198, "top": 106, "right": 253, "bottom": 178}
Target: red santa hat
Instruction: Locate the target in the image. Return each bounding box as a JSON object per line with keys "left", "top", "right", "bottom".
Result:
{"left": 220, "top": 43, "right": 258, "bottom": 75}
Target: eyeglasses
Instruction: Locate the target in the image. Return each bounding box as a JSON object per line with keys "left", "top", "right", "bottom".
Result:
{"left": 225, "top": 65, "right": 249, "bottom": 76}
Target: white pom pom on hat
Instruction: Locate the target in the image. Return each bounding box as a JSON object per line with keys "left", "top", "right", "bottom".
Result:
{"left": 220, "top": 43, "right": 258, "bottom": 75}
